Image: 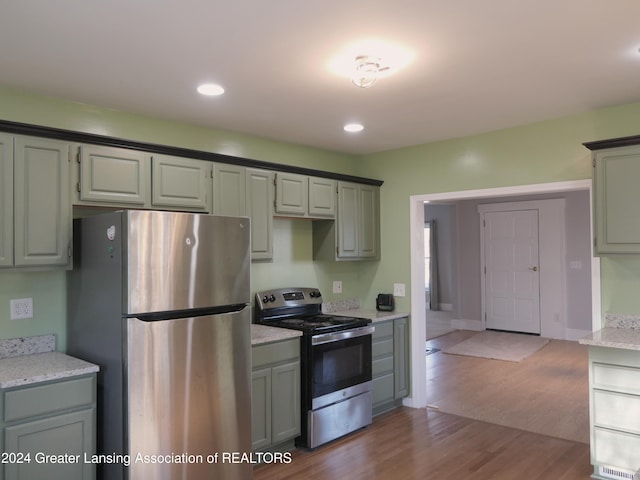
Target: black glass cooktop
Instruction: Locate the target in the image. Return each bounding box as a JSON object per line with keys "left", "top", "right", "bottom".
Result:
{"left": 265, "top": 314, "right": 371, "bottom": 334}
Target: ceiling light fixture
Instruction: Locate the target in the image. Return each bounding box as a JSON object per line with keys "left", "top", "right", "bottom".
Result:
{"left": 197, "top": 83, "right": 225, "bottom": 96}
{"left": 344, "top": 123, "right": 364, "bottom": 133}
{"left": 351, "top": 55, "right": 390, "bottom": 88}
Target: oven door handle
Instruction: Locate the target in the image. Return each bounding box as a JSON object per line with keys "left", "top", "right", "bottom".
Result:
{"left": 311, "top": 325, "right": 375, "bottom": 345}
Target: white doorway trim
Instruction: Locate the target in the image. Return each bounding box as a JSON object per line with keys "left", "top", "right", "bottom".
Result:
{"left": 405, "top": 179, "right": 600, "bottom": 410}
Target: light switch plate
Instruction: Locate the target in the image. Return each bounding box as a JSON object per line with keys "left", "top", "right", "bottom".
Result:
{"left": 393, "top": 283, "right": 406, "bottom": 297}
{"left": 10, "top": 298, "right": 33, "bottom": 320}
{"left": 333, "top": 281, "right": 342, "bottom": 294}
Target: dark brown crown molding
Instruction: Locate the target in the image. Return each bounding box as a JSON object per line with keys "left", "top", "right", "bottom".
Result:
{"left": 0, "top": 119, "right": 383, "bottom": 187}
{"left": 583, "top": 134, "right": 640, "bottom": 151}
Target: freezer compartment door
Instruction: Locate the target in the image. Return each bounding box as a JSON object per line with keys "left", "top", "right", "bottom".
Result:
{"left": 125, "top": 210, "right": 250, "bottom": 315}
{"left": 126, "top": 308, "right": 252, "bottom": 480}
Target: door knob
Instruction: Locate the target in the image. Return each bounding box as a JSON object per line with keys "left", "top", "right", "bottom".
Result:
{"left": 528, "top": 266, "right": 538, "bottom": 272}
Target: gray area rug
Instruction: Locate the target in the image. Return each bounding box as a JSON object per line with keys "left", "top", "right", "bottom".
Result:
{"left": 442, "top": 331, "right": 550, "bottom": 362}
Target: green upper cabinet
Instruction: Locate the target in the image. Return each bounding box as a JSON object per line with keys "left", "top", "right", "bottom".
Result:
{"left": 150, "top": 154, "right": 211, "bottom": 211}
{"left": 593, "top": 145, "right": 640, "bottom": 254}
{"left": 308, "top": 176, "right": 336, "bottom": 218}
{"left": 212, "top": 163, "right": 246, "bottom": 217}
{"left": 0, "top": 133, "right": 13, "bottom": 267}
{"left": 274, "top": 173, "right": 336, "bottom": 219}
{"left": 75, "top": 144, "right": 151, "bottom": 207}
{"left": 4, "top": 136, "right": 71, "bottom": 269}
{"left": 358, "top": 183, "right": 379, "bottom": 258}
{"left": 275, "top": 172, "right": 308, "bottom": 216}
{"left": 313, "top": 181, "right": 380, "bottom": 261}
{"left": 246, "top": 168, "right": 274, "bottom": 260}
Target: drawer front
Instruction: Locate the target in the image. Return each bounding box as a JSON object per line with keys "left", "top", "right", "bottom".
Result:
{"left": 252, "top": 338, "right": 300, "bottom": 369}
{"left": 593, "top": 390, "right": 640, "bottom": 434}
{"left": 372, "top": 374, "right": 394, "bottom": 406}
{"left": 372, "top": 338, "right": 393, "bottom": 358}
{"left": 593, "top": 362, "right": 640, "bottom": 395}
{"left": 372, "top": 322, "right": 393, "bottom": 340}
{"left": 4, "top": 375, "right": 95, "bottom": 422}
{"left": 593, "top": 427, "right": 640, "bottom": 472}
{"left": 373, "top": 356, "right": 394, "bottom": 377}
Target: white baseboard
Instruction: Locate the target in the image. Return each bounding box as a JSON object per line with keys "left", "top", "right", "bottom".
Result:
{"left": 440, "top": 303, "right": 453, "bottom": 312}
{"left": 565, "top": 328, "right": 592, "bottom": 342}
{"left": 451, "top": 319, "right": 482, "bottom": 331}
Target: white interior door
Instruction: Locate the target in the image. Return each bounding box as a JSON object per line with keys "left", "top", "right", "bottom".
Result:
{"left": 483, "top": 209, "right": 541, "bottom": 334}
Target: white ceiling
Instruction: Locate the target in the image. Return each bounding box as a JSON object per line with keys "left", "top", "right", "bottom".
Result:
{"left": 2, "top": 1, "right": 640, "bottom": 155}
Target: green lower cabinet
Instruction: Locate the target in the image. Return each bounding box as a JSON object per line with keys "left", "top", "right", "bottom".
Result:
{"left": 588, "top": 346, "right": 640, "bottom": 479}
{"left": 372, "top": 317, "right": 410, "bottom": 415}
{"left": 0, "top": 374, "right": 97, "bottom": 480}
{"left": 251, "top": 339, "right": 300, "bottom": 452}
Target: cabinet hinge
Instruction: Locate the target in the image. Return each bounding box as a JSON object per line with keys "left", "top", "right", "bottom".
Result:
{"left": 76, "top": 150, "right": 81, "bottom": 163}
{"left": 593, "top": 158, "right": 596, "bottom": 168}
{"left": 76, "top": 182, "right": 81, "bottom": 193}
{"left": 68, "top": 246, "right": 72, "bottom": 258}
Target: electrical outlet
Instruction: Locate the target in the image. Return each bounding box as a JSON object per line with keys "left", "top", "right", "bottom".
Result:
{"left": 10, "top": 298, "right": 33, "bottom": 320}
{"left": 333, "top": 281, "right": 342, "bottom": 294}
{"left": 393, "top": 283, "right": 406, "bottom": 297}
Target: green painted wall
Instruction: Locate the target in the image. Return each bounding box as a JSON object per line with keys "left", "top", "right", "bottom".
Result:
{"left": 359, "top": 101, "right": 640, "bottom": 318}
{"left": 3, "top": 85, "right": 640, "bottom": 351}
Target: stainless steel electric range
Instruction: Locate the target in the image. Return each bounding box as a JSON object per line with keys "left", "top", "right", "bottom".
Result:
{"left": 254, "top": 287, "right": 374, "bottom": 449}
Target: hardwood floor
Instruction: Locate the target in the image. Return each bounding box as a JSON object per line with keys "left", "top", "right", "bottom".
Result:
{"left": 253, "top": 407, "right": 592, "bottom": 479}
{"left": 255, "top": 330, "right": 592, "bottom": 479}
{"left": 426, "top": 330, "right": 589, "bottom": 444}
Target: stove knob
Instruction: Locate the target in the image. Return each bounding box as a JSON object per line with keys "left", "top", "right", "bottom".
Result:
{"left": 311, "top": 290, "right": 321, "bottom": 298}
{"left": 262, "top": 295, "right": 270, "bottom": 303}
{"left": 269, "top": 294, "right": 276, "bottom": 302}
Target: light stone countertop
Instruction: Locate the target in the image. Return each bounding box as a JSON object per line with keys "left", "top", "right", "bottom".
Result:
{"left": 331, "top": 308, "right": 410, "bottom": 323}
{"left": 251, "top": 324, "right": 302, "bottom": 346}
{"left": 579, "top": 313, "right": 640, "bottom": 351}
{"left": 0, "top": 352, "right": 99, "bottom": 389}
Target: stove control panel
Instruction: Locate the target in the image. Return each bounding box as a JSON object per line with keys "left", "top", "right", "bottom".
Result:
{"left": 255, "top": 287, "right": 322, "bottom": 311}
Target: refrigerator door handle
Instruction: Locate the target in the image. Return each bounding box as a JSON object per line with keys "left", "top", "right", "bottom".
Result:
{"left": 131, "top": 303, "right": 248, "bottom": 322}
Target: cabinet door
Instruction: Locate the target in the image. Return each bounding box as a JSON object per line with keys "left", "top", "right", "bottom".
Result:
{"left": 0, "top": 134, "right": 13, "bottom": 267}
{"left": 359, "top": 184, "right": 379, "bottom": 258}
{"left": 4, "top": 408, "right": 95, "bottom": 480}
{"left": 271, "top": 361, "right": 300, "bottom": 445}
{"left": 251, "top": 367, "right": 272, "bottom": 451}
{"left": 78, "top": 145, "right": 150, "bottom": 207}
{"left": 337, "top": 182, "right": 359, "bottom": 258}
{"left": 151, "top": 154, "right": 211, "bottom": 211}
{"left": 275, "top": 172, "right": 307, "bottom": 216}
{"left": 13, "top": 136, "right": 71, "bottom": 267}
{"left": 246, "top": 168, "right": 274, "bottom": 260}
{"left": 394, "top": 317, "right": 410, "bottom": 399}
{"left": 309, "top": 177, "right": 336, "bottom": 218}
{"left": 594, "top": 146, "right": 640, "bottom": 254}
{"left": 213, "top": 164, "right": 246, "bottom": 216}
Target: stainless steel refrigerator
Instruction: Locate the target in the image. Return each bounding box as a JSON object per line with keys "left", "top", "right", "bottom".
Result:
{"left": 67, "top": 210, "right": 253, "bottom": 480}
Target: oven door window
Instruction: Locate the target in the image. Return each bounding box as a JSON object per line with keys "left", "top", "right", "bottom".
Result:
{"left": 311, "top": 334, "right": 372, "bottom": 398}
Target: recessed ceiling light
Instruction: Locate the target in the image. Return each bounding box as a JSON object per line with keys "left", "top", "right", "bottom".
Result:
{"left": 344, "top": 123, "right": 364, "bottom": 133}
{"left": 197, "top": 83, "right": 225, "bottom": 96}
